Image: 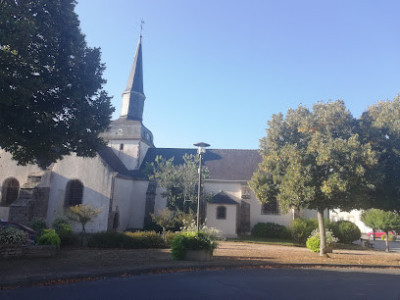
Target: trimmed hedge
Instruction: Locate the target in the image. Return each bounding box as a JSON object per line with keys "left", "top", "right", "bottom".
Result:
{"left": 251, "top": 222, "right": 289, "bottom": 239}
{"left": 87, "top": 231, "right": 166, "bottom": 249}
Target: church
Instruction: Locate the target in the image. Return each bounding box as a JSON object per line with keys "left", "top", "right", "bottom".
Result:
{"left": 0, "top": 36, "right": 366, "bottom": 237}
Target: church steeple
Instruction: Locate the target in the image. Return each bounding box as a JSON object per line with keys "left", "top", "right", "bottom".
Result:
{"left": 120, "top": 35, "right": 146, "bottom": 121}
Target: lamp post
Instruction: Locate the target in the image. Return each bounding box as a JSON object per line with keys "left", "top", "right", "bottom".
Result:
{"left": 193, "top": 142, "right": 210, "bottom": 232}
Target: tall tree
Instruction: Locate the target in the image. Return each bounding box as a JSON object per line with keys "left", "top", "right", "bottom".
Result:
{"left": 359, "top": 95, "right": 400, "bottom": 213}
{"left": 250, "top": 101, "right": 377, "bottom": 255}
{"left": 0, "top": 0, "right": 114, "bottom": 167}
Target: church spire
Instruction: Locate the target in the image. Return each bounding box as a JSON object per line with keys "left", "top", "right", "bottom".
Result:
{"left": 120, "top": 35, "right": 146, "bottom": 121}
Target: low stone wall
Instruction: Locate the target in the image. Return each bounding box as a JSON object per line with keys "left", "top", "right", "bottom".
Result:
{"left": 0, "top": 245, "right": 57, "bottom": 259}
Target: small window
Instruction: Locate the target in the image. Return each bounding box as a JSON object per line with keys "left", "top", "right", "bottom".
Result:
{"left": 216, "top": 206, "right": 226, "bottom": 220}
{"left": 261, "top": 200, "right": 280, "bottom": 215}
{"left": 1, "top": 177, "right": 20, "bottom": 206}
{"left": 119, "top": 144, "right": 124, "bottom": 150}
{"left": 65, "top": 180, "right": 83, "bottom": 207}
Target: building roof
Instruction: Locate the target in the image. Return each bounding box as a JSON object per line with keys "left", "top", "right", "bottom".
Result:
{"left": 209, "top": 191, "right": 240, "bottom": 205}
{"left": 98, "top": 147, "right": 262, "bottom": 182}
{"left": 139, "top": 148, "right": 262, "bottom": 181}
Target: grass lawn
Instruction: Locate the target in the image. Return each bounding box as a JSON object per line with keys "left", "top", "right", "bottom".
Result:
{"left": 229, "top": 236, "right": 366, "bottom": 250}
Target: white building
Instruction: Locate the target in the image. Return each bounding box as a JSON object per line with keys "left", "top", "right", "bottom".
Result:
{"left": 0, "top": 36, "right": 358, "bottom": 237}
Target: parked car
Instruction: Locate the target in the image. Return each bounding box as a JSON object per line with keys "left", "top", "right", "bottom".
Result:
{"left": 367, "top": 230, "right": 395, "bottom": 239}
{"left": 0, "top": 221, "right": 36, "bottom": 244}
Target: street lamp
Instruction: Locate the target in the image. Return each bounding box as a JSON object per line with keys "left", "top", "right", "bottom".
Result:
{"left": 193, "top": 142, "right": 210, "bottom": 231}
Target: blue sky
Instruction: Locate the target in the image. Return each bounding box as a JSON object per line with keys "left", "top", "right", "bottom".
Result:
{"left": 75, "top": 0, "right": 400, "bottom": 150}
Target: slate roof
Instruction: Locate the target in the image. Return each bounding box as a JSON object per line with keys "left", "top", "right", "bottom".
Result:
{"left": 140, "top": 148, "right": 262, "bottom": 181}
{"left": 209, "top": 191, "right": 240, "bottom": 205}
{"left": 98, "top": 147, "right": 262, "bottom": 181}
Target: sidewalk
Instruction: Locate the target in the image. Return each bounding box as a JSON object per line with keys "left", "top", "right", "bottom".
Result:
{"left": 2, "top": 241, "right": 400, "bottom": 288}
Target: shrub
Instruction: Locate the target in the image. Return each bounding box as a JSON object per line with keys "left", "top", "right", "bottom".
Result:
{"left": 251, "top": 222, "right": 289, "bottom": 239}
{"left": 171, "top": 231, "right": 217, "bottom": 260}
{"left": 87, "top": 231, "right": 167, "bottom": 249}
{"left": 329, "top": 220, "right": 361, "bottom": 244}
{"left": 306, "top": 229, "right": 338, "bottom": 253}
{"left": 289, "top": 218, "right": 318, "bottom": 244}
{"left": 0, "top": 228, "right": 28, "bottom": 247}
{"left": 52, "top": 219, "right": 78, "bottom": 247}
{"left": 30, "top": 218, "right": 47, "bottom": 238}
{"left": 164, "top": 231, "right": 178, "bottom": 246}
{"left": 37, "top": 229, "right": 61, "bottom": 248}
{"left": 381, "top": 234, "right": 396, "bottom": 241}
{"left": 124, "top": 231, "right": 165, "bottom": 248}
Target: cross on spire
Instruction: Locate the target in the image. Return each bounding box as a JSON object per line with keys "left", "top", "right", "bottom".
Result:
{"left": 140, "top": 19, "right": 145, "bottom": 37}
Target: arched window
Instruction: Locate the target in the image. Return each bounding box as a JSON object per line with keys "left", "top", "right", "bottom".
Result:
{"left": 1, "top": 177, "right": 20, "bottom": 206}
{"left": 216, "top": 206, "right": 226, "bottom": 220}
{"left": 65, "top": 180, "right": 83, "bottom": 207}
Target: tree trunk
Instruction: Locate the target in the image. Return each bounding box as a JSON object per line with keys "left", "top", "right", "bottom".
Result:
{"left": 372, "top": 228, "right": 376, "bottom": 241}
{"left": 317, "top": 209, "right": 327, "bottom": 256}
{"left": 385, "top": 231, "right": 390, "bottom": 253}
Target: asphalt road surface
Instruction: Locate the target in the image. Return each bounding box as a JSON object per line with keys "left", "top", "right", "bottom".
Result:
{"left": 2, "top": 268, "right": 400, "bottom": 299}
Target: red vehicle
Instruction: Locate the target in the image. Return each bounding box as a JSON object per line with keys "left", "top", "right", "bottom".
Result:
{"left": 367, "top": 230, "right": 395, "bottom": 238}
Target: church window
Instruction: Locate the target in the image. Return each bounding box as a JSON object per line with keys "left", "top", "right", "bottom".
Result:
{"left": 119, "top": 144, "right": 124, "bottom": 150}
{"left": 65, "top": 180, "right": 84, "bottom": 207}
{"left": 261, "top": 200, "right": 280, "bottom": 215}
{"left": 216, "top": 206, "right": 226, "bottom": 219}
{"left": 1, "top": 177, "right": 19, "bottom": 206}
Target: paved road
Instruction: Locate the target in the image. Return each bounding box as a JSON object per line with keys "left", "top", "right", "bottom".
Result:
{"left": 2, "top": 268, "right": 400, "bottom": 299}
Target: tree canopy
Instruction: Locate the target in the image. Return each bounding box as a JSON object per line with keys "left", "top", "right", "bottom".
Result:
{"left": 361, "top": 209, "right": 400, "bottom": 252}
{"left": 249, "top": 101, "right": 377, "bottom": 255}
{"left": 359, "top": 95, "right": 400, "bottom": 213}
{"left": 0, "top": 0, "right": 114, "bottom": 167}
{"left": 146, "top": 154, "right": 209, "bottom": 213}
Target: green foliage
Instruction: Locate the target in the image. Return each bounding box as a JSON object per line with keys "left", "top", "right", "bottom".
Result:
{"left": 359, "top": 95, "right": 400, "bottom": 212}
{"left": 0, "top": 0, "right": 114, "bottom": 167}
{"left": 381, "top": 234, "right": 396, "bottom": 241}
{"left": 151, "top": 208, "right": 177, "bottom": 232}
{"left": 289, "top": 218, "right": 318, "bottom": 244}
{"left": 146, "top": 154, "right": 209, "bottom": 212}
{"left": 329, "top": 220, "right": 361, "bottom": 244}
{"left": 68, "top": 204, "right": 102, "bottom": 233}
{"left": 361, "top": 209, "right": 381, "bottom": 231}
{"left": 250, "top": 101, "right": 377, "bottom": 254}
{"left": 362, "top": 209, "right": 400, "bottom": 233}
{"left": 170, "top": 231, "right": 217, "bottom": 260}
{"left": 251, "top": 222, "right": 289, "bottom": 239}
{"left": 52, "top": 218, "right": 78, "bottom": 246}
{"left": 0, "top": 228, "right": 28, "bottom": 247}
{"left": 30, "top": 218, "right": 47, "bottom": 237}
{"left": 306, "top": 229, "right": 338, "bottom": 253}
{"left": 87, "top": 231, "right": 166, "bottom": 249}
{"left": 37, "top": 229, "right": 61, "bottom": 248}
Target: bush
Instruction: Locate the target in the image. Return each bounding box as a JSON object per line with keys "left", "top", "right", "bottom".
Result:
{"left": 30, "top": 218, "right": 47, "bottom": 238}
{"left": 329, "top": 220, "right": 361, "bottom": 244}
{"left": 37, "top": 229, "right": 61, "bottom": 248}
{"left": 87, "top": 231, "right": 166, "bottom": 249}
{"left": 381, "top": 234, "right": 396, "bottom": 241}
{"left": 289, "top": 218, "right": 318, "bottom": 244}
{"left": 171, "top": 231, "right": 217, "bottom": 260}
{"left": 306, "top": 229, "right": 338, "bottom": 253}
{"left": 164, "top": 231, "right": 178, "bottom": 246}
{"left": 52, "top": 219, "right": 79, "bottom": 247}
{"left": 124, "top": 231, "right": 165, "bottom": 248}
{"left": 251, "top": 222, "right": 289, "bottom": 239}
{"left": 0, "top": 228, "right": 28, "bottom": 247}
